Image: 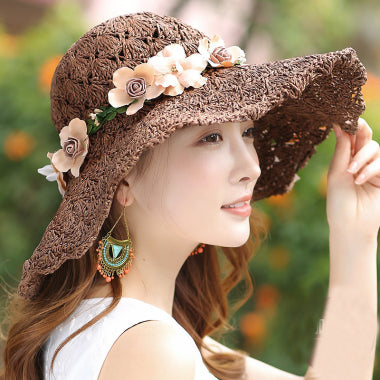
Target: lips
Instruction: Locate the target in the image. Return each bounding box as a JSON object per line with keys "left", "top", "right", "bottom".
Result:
{"left": 221, "top": 194, "right": 252, "bottom": 208}
{"left": 221, "top": 200, "right": 252, "bottom": 217}
{"left": 222, "top": 201, "right": 247, "bottom": 208}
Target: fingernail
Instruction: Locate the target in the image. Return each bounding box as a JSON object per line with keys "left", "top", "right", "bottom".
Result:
{"left": 358, "top": 117, "right": 372, "bottom": 133}
{"left": 347, "top": 161, "right": 358, "bottom": 173}
{"left": 355, "top": 173, "right": 366, "bottom": 184}
{"left": 358, "top": 117, "right": 367, "bottom": 127}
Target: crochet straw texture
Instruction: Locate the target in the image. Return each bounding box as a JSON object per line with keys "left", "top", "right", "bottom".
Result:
{"left": 18, "top": 12, "right": 366, "bottom": 300}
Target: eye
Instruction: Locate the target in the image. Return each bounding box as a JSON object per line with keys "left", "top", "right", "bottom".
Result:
{"left": 200, "top": 132, "right": 222, "bottom": 144}
{"left": 243, "top": 127, "right": 257, "bottom": 139}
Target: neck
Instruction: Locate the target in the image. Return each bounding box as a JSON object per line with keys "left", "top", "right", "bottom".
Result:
{"left": 120, "top": 251, "right": 182, "bottom": 315}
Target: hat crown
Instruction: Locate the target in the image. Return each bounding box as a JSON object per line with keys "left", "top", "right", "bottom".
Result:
{"left": 50, "top": 12, "right": 205, "bottom": 133}
{"left": 20, "top": 10, "right": 367, "bottom": 299}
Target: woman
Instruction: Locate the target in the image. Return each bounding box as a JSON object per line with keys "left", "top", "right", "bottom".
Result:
{"left": 1, "top": 11, "right": 379, "bottom": 380}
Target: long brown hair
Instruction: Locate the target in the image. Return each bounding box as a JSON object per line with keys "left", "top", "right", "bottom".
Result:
{"left": 0, "top": 148, "right": 268, "bottom": 380}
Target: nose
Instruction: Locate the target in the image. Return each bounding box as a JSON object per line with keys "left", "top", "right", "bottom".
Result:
{"left": 229, "top": 137, "right": 261, "bottom": 185}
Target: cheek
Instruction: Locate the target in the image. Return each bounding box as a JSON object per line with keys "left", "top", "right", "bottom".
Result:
{"left": 162, "top": 151, "right": 226, "bottom": 229}
{"left": 130, "top": 150, "right": 169, "bottom": 215}
{"left": 162, "top": 152, "right": 251, "bottom": 246}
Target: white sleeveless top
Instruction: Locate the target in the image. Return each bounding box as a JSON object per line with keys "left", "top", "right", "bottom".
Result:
{"left": 43, "top": 297, "right": 218, "bottom": 380}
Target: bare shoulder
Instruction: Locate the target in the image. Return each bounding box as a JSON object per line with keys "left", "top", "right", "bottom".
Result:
{"left": 98, "top": 320, "right": 196, "bottom": 380}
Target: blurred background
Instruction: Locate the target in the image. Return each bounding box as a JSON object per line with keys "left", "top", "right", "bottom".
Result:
{"left": 0, "top": 0, "right": 379, "bottom": 377}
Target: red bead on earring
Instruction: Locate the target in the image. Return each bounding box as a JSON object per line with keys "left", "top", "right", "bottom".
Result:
{"left": 190, "top": 243, "right": 205, "bottom": 256}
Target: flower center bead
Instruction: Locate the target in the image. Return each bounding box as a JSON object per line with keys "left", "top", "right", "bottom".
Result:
{"left": 210, "top": 46, "right": 232, "bottom": 64}
{"left": 171, "top": 64, "right": 178, "bottom": 73}
{"left": 63, "top": 137, "right": 81, "bottom": 158}
{"left": 126, "top": 77, "right": 146, "bottom": 98}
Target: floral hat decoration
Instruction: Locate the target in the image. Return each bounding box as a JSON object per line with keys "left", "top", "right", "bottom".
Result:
{"left": 19, "top": 12, "right": 366, "bottom": 300}
{"left": 38, "top": 32, "right": 246, "bottom": 195}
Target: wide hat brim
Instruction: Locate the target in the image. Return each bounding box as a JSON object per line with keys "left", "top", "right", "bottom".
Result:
{"left": 18, "top": 47, "right": 366, "bottom": 300}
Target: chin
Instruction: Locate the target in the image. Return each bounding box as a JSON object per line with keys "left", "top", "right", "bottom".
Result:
{"left": 225, "top": 236, "right": 250, "bottom": 248}
{"left": 199, "top": 216, "right": 251, "bottom": 247}
{"left": 214, "top": 228, "right": 251, "bottom": 248}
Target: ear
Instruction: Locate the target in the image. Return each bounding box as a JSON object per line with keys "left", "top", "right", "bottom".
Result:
{"left": 115, "top": 178, "right": 135, "bottom": 207}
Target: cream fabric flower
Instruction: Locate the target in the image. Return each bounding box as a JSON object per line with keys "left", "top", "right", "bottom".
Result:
{"left": 198, "top": 35, "right": 246, "bottom": 67}
{"left": 147, "top": 44, "right": 208, "bottom": 96}
{"left": 51, "top": 118, "right": 89, "bottom": 178}
{"left": 89, "top": 108, "right": 102, "bottom": 126}
{"left": 108, "top": 63, "right": 165, "bottom": 115}
{"left": 38, "top": 152, "right": 67, "bottom": 197}
{"left": 285, "top": 174, "right": 301, "bottom": 192}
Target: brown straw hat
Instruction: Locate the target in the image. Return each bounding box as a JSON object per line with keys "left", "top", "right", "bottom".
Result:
{"left": 18, "top": 11, "right": 366, "bottom": 300}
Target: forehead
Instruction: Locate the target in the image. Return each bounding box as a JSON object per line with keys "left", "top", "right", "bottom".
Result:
{"left": 218, "top": 120, "right": 254, "bottom": 127}
{"left": 170, "top": 120, "right": 255, "bottom": 142}
{"left": 187, "top": 119, "right": 254, "bottom": 129}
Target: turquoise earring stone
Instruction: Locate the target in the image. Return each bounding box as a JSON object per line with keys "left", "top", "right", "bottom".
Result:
{"left": 112, "top": 244, "right": 123, "bottom": 259}
{"left": 97, "top": 234, "right": 134, "bottom": 282}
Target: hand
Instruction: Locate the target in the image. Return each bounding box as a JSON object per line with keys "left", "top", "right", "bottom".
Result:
{"left": 326, "top": 118, "right": 380, "bottom": 238}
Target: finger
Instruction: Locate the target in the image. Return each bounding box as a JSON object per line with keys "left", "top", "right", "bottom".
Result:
{"left": 352, "top": 118, "right": 373, "bottom": 155}
{"left": 350, "top": 133, "right": 356, "bottom": 157}
{"left": 347, "top": 140, "right": 380, "bottom": 174}
{"left": 353, "top": 157, "right": 380, "bottom": 186}
{"left": 331, "top": 123, "right": 352, "bottom": 175}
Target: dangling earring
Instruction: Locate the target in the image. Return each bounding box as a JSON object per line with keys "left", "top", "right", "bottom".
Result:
{"left": 190, "top": 243, "right": 205, "bottom": 256}
{"left": 96, "top": 204, "right": 134, "bottom": 283}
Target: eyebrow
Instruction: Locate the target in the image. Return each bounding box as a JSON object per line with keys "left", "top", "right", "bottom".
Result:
{"left": 183, "top": 120, "right": 254, "bottom": 137}
{"left": 201, "top": 120, "right": 254, "bottom": 128}
{"left": 240, "top": 120, "right": 254, "bottom": 127}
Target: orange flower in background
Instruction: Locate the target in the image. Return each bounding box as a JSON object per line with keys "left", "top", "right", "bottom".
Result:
{"left": 0, "top": 33, "right": 19, "bottom": 57}
{"left": 269, "top": 246, "right": 290, "bottom": 270}
{"left": 4, "top": 131, "right": 36, "bottom": 161}
{"left": 264, "top": 190, "right": 295, "bottom": 208}
{"left": 255, "top": 284, "right": 280, "bottom": 311}
{"left": 239, "top": 311, "right": 267, "bottom": 342}
{"left": 38, "top": 55, "right": 62, "bottom": 93}
{"left": 362, "top": 72, "right": 380, "bottom": 103}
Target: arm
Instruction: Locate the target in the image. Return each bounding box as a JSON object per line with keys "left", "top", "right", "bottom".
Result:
{"left": 306, "top": 232, "right": 378, "bottom": 380}
{"left": 306, "top": 119, "right": 380, "bottom": 379}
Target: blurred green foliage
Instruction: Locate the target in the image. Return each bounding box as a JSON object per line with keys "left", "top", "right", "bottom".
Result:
{"left": 0, "top": 2, "right": 84, "bottom": 286}
{"left": 0, "top": 0, "right": 379, "bottom": 377}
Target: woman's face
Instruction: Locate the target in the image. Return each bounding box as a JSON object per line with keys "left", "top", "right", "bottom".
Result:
{"left": 124, "top": 120, "right": 261, "bottom": 249}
